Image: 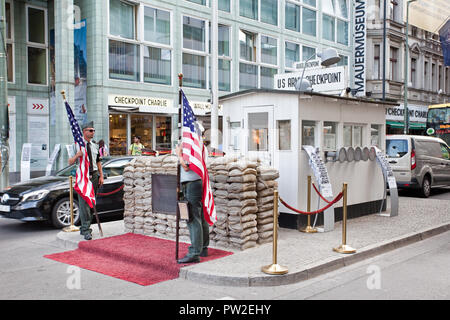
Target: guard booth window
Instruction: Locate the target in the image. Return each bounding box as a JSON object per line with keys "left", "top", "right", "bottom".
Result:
{"left": 344, "top": 124, "right": 363, "bottom": 147}
{"left": 302, "top": 120, "right": 316, "bottom": 146}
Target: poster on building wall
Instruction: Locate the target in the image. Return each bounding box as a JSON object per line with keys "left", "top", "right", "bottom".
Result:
{"left": 27, "top": 99, "right": 49, "bottom": 172}
{"left": 354, "top": 0, "right": 366, "bottom": 97}
{"left": 74, "top": 19, "right": 88, "bottom": 126}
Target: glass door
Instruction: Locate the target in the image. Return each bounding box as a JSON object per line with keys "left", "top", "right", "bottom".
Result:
{"left": 244, "top": 106, "right": 274, "bottom": 165}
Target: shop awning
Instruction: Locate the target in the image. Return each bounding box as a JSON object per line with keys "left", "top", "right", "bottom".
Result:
{"left": 386, "top": 121, "right": 426, "bottom": 129}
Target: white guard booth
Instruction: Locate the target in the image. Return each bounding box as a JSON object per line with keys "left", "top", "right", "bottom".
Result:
{"left": 219, "top": 89, "right": 398, "bottom": 231}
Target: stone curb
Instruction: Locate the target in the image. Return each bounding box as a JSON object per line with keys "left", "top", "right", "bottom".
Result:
{"left": 178, "top": 222, "right": 450, "bottom": 287}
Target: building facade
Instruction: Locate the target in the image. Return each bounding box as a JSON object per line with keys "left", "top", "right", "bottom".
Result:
{"left": 5, "top": 0, "right": 355, "bottom": 180}
{"left": 365, "top": 0, "right": 450, "bottom": 134}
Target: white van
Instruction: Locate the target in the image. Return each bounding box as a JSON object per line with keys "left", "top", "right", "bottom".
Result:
{"left": 386, "top": 135, "right": 450, "bottom": 197}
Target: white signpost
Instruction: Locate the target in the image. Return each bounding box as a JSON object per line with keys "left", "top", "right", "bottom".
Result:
{"left": 373, "top": 146, "right": 398, "bottom": 217}
{"left": 302, "top": 146, "right": 334, "bottom": 232}
{"left": 20, "top": 143, "right": 32, "bottom": 182}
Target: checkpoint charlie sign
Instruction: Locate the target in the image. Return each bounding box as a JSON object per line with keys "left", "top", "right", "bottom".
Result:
{"left": 274, "top": 66, "right": 347, "bottom": 93}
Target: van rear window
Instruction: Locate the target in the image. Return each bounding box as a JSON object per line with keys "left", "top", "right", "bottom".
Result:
{"left": 386, "top": 139, "right": 408, "bottom": 158}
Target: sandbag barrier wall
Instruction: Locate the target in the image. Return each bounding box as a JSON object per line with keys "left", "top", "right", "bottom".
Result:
{"left": 122, "top": 155, "right": 279, "bottom": 251}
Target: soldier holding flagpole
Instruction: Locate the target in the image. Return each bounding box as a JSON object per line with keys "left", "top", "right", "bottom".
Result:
{"left": 175, "top": 88, "right": 216, "bottom": 264}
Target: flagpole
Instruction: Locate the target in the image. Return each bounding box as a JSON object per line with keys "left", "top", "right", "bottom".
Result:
{"left": 176, "top": 74, "right": 183, "bottom": 261}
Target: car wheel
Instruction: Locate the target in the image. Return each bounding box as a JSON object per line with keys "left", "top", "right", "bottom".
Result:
{"left": 51, "top": 198, "right": 80, "bottom": 229}
{"left": 420, "top": 176, "right": 431, "bottom": 198}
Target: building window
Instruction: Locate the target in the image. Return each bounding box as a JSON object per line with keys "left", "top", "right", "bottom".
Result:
{"left": 109, "top": 0, "right": 136, "bottom": 40}
{"left": 144, "top": 7, "right": 170, "bottom": 45}
{"left": 239, "top": 63, "right": 258, "bottom": 89}
{"left": 240, "top": 0, "right": 258, "bottom": 20}
{"left": 218, "top": 25, "right": 231, "bottom": 92}
{"left": 410, "top": 58, "right": 416, "bottom": 87}
{"left": 432, "top": 63, "right": 436, "bottom": 92}
{"left": 261, "top": 35, "right": 277, "bottom": 65}
{"left": 144, "top": 47, "right": 171, "bottom": 85}
{"left": 424, "top": 61, "right": 428, "bottom": 90}
{"left": 240, "top": 30, "right": 257, "bottom": 62}
{"left": 109, "top": 3, "right": 173, "bottom": 85}
{"left": 389, "top": 0, "right": 399, "bottom": 22}
{"left": 109, "top": 40, "right": 140, "bottom": 82}
{"left": 322, "top": 0, "right": 348, "bottom": 44}
{"left": 219, "top": 0, "right": 231, "bottom": 12}
{"left": 344, "top": 124, "right": 363, "bottom": 147}
{"left": 285, "top": 0, "right": 316, "bottom": 36}
{"left": 285, "top": 41, "right": 300, "bottom": 69}
{"left": 323, "top": 121, "right": 337, "bottom": 151}
{"left": 277, "top": 120, "right": 291, "bottom": 150}
{"left": 241, "top": 0, "right": 278, "bottom": 26}
{"left": 374, "top": 44, "right": 380, "bottom": 80}
{"left": 261, "top": 0, "right": 278, "bottom": 26}
{"left": 285, "top": 2, "right": 300, "bottom": 32}
{"left": 27, "top": 6, "right": 47, "bottom": 85}
{"left": 390, "top": 47, "right": 398, "bottom": 81}
{"left": 239, "top": 30, "right": 279, "bottom": 90}
{"left": 183, "top": 16, "right": 207, "bottom": 89}
{"left": 302, "top": 120, "right": 316, "bottom": 146}
{"left": 302, "top": 45, "right": 316, "bottom": 61}
{"left": 186, "top": 0, "right": 206, "bottom": 5}
{"left": 183, "top": 53, "right": 206, "bottom": 89}
{"left": 302, "top": 7, "right": 316, "bottom": 36}
{"left": 371, "top": 124, "right": 382, "bottom": 148}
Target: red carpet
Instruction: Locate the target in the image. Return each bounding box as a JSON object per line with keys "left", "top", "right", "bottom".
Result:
{"left": 44, "top": 233, "right": 233, "bottom": 286}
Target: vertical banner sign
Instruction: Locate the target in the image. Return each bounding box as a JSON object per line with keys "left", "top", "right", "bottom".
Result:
{"left": 373, "top": 146, "right": 398, "bottom": 217}
{"left": 74, "top": 19, "right": 88, "bottom": 126}
{"left": 354, "top": 0, "right": 367, "bottom": 97}
{"left": 439, "top": 20, "right": 450, "bottom": 66}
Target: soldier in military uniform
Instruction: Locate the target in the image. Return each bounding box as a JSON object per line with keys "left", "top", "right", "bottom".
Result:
{"left": 68, "top": 121, "right": 104, "bottom": 240}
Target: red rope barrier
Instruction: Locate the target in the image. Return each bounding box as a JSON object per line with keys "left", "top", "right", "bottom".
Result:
{"left": 97, "top": 185, "right": 124, "bottom": 196}
{"left": 279, "top": 192, "right": 343, "bottom": 216}
{"left": 312, "top": 183, "right": 332, "bottom": 204}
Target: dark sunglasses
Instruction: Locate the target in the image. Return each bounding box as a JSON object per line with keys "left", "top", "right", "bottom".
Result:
{"left": 84, "top": 129, "right": 95, "bottom": 132}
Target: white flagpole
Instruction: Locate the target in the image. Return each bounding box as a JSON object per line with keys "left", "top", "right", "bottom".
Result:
{"left": 210, "top": 0, "right": 219, "bottom": 150}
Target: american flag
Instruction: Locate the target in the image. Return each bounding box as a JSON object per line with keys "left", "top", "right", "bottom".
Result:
{"left": 181, "top": 90, "right": 216, "bottom": 226}
{"left": 64, "top": 101, "right": 96, "bottom": 209}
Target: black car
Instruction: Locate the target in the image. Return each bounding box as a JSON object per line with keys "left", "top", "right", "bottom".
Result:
{"left": 0, "top": 157, "right": 134, "bottom": 228}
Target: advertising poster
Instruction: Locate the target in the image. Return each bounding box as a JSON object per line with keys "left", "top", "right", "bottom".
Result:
{"left": 74, "top": 19, "right": 88, "bottom": 126}
{"left": 27, "top": 99, "right": 49, "bottom": 172}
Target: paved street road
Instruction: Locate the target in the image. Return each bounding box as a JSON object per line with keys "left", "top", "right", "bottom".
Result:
{"left": 0, "top": 188, "right": 449, "bottom": 300}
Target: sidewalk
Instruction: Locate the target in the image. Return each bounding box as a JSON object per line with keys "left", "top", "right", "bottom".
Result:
{"left": 56, "top": 196, "right": 450, "bottom": 287}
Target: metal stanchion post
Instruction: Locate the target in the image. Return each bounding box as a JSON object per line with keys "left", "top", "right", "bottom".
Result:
{"left": 262, "top": 189, "right": 288, "bottom": 275}
{"left": 333, "top": 183, "right": 356, "bottom": 254}
{"left": 63, "top": 176, "right": 79, "bottom": 233}
{"left": 300, "top": 175, "right": 317, "bottom": 233}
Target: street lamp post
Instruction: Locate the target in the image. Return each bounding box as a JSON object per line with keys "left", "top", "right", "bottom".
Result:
{"left": 404, "top": 0, "right": 417, "bottom": 134}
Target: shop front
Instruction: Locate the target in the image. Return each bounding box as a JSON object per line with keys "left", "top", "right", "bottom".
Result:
{"left": 385, "top": 104, "right": 428, "bottom": 135}
{"left": 108, "top": 94, "right": 177, "bottom": 156}
{"left": 107, "top": 94, "right": 223, "bottom": 156}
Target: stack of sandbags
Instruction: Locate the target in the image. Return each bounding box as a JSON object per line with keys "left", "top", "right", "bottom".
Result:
{"left": 208, "top": 155, "right": 238, "bottom": 248}
{"left": 226, "top": 160, "right": 259, "bottom": 250}
{"left": 123, "top": 159, "right": 136, "bottom": 233}
{"left": 256, "top": 165, "right": 279, "bottom": 244}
